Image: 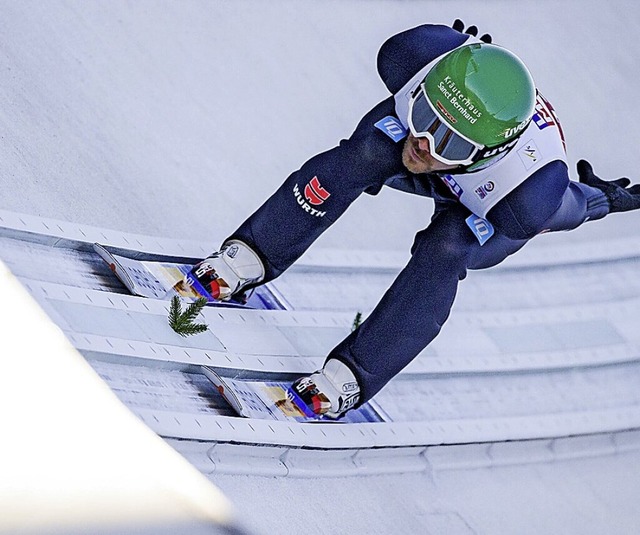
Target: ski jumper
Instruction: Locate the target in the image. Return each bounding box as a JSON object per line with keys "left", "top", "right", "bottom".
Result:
{"left": 228, "top": 24, "right": 610, "bottom": 404}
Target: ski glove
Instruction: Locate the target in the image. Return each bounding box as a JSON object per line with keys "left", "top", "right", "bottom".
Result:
{"left": 577, "top": 159, "right": 640, "bottom": 214}
{"left": 186, "top": 240, "right": 264, "bottom": 301}
{"left": 452, "top": 19, "right": 492, "bottom": 43}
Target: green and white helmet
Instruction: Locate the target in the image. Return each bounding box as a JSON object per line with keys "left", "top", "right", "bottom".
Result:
{"left": 407, "top": 43, "right": 536, "bottom": 169}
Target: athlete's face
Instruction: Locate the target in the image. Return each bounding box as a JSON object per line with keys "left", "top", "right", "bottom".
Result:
{"left": 401, "top": 134, "right": 459, "bottom": 174}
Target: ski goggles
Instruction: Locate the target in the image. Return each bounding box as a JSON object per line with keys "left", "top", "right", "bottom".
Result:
{"left": 407, "top": 86, "right": 487, "bottom": 166}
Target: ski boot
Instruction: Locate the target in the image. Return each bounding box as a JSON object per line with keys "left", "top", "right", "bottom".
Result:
{"left": 291, "top": 359, "right": 361, "bottom": 418}
{"left": 185, "top": 240, "right": 264, "bottom": 301}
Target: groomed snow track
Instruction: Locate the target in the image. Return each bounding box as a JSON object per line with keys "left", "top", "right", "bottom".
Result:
{"left": 5, "top": 209, "right": 640, "bottom": 491}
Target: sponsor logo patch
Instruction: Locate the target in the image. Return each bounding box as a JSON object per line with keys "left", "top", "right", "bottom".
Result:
{"left": 436, "top": 100, "right": 457, "bottom": 124}
{"left": 532, "top": 92, "right": 566, "bottom": 152}
{"left": 225, "top": 244, "right": 239, "bottom": 258}
{"left": 474, "top": 180, "right": 495, "bottom": 200}
{"left": 374, "top": 116, "right": 408, "bottom": 142}
{"left": 293, "top": 177, "right": 330, "bottom": 217}
{"left": 338, "top": 392, "right": 360, "bottom": 412}
{"left": 441, "top": 174, "right": 463, "bottom": 198}
{"left": 437, "top": 76, "right": 482, "bottom": 124}
{"left": 517, "top": 140, "right": 541, "bottom": 170}
{"left": 481, "top": 137, "right": 519, "bottom": 160}
{"left": 502, "top": 119, "right": 529, "bottom": 140}
{"left": 465, "top": 215, "right": 495, "bottom": 246}
{"left": 532, "top": 94, "right": 555, "bottom": 130}
{"left": 341, "top": 382, "right": 359, "bottom": 393}
{"left": 304, "top": 176, "right": 331, "bottom": 206}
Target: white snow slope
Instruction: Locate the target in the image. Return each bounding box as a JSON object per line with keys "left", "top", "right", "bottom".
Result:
{"left": 2, "top": 1, "right": 640, "bottom": 534}
{"left": 1, "top": 0, "right": 639, "bottom": 252}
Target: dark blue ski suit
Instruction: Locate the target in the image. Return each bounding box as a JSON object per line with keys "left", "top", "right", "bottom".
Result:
{"left": 228, "top": 24, "right": 610, "bottom": 404}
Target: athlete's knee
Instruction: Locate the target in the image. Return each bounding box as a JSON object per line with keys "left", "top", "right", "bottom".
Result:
{"left": 411, "top": 223, "right": 474, "bottom": 273}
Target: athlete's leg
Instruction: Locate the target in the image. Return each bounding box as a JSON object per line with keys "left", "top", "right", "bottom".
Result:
{"left": 328, "top": 202, "right": 528, "bottom": 403}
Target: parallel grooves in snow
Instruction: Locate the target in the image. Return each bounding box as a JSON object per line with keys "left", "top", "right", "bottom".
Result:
{"left": 4, "top": 212, "right": 640, "bottom": 454}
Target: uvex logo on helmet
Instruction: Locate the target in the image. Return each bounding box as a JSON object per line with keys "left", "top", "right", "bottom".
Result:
{"left": 502, "top": 119, "right": 529, "bottom": 140}
{"left": 479, "top": 137, "right": 519, "bottom": 159}
{"left": 304, "top": 176, "right": 331, "bottom": 206}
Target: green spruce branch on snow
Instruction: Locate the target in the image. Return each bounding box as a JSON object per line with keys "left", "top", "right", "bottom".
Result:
{"left": 352, "top": 311, "right": 363, "bottom": 332}
{"left": 168, "top": 296, "right": 209, "bottom": 337}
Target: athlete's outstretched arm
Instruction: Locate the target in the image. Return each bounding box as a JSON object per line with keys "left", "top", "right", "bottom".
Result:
{"left": 534, "top": 159, "right": 640, "bottom": 234}
{"left": 488, "top": 160, "right": 610, "bottom": 240}
{"left": 575, "top": 159, "right": 640, "bottom": 214}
